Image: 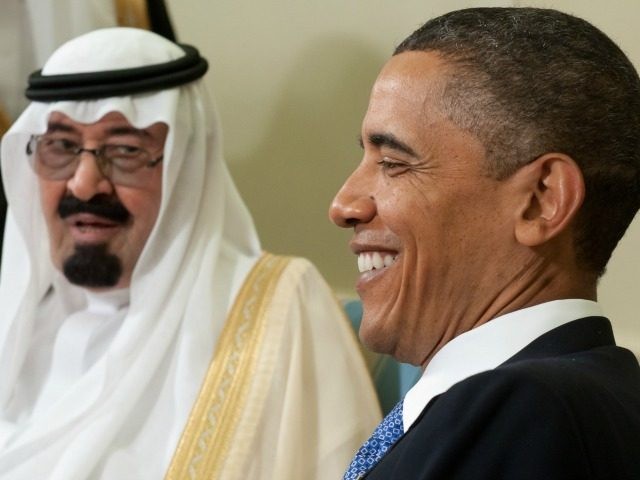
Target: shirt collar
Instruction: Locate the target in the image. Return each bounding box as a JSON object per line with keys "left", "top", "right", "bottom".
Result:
{"left": 402, "top": 299, "right": 603, "bottom": 431}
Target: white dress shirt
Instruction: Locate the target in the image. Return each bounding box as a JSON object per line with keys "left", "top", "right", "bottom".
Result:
{"left": 403, "top": 299, "right": 604, "bottom": 432}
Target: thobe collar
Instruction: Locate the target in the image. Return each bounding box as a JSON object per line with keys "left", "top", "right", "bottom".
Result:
{"left": 84, "top": 287, "right": 130, "bottom": 314}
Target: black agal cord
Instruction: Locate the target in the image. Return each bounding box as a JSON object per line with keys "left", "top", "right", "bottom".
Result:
{"left": 25, "top": 44, "right": 208, "bottom": 101}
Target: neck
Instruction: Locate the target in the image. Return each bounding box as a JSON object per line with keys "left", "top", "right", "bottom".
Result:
{"left": 475, "top": 254, "right": 596, "bottom": 329}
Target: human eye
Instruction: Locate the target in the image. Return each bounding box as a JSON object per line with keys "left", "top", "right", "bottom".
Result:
{"left": 108, "top": 144, "right": 144, "bottom": 158}
{"left": 105, "top": 145, "right": 147, "bottom": 172}
{"left": 41, "top": 136, "right": 78, "bottom": 154}
{"left": 376, "top": 157, "right": 410, "bottom": 175}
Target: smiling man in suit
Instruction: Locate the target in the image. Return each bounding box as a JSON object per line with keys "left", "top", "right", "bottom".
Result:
{"left": 331, "top": 7, "right": 640, "bottom": 479}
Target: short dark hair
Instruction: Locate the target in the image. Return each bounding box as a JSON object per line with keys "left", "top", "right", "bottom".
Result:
{"left": 395, "top": 7, "right": 640, "bottom": 276}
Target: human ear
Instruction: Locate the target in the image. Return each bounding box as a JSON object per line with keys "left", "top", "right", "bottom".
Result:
{"left": 513, "top": 153, "right": 585, "bottom": 247}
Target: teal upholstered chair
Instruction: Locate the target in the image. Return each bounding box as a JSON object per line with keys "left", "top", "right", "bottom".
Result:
{"left": 344, "top": 300, "right": 422, "bottom": 414}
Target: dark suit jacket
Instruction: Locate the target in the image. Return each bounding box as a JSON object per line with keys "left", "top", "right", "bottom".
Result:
{"left": 366, "top": 317, "right": 640, "bottom": 479}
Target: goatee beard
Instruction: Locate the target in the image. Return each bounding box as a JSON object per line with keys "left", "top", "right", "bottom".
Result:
{"left": 57, "top": 194, "right": 129, "bottom": 288}
{"left": 63, "top": 244, "right": 123, "bottom": 288}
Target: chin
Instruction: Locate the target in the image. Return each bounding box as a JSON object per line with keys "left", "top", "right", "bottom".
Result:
{"left": 358, "top": 311, "right": 396, "bottom": 354}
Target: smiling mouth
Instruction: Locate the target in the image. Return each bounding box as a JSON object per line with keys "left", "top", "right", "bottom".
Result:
{"left": 357, "top": 251, "right": 398, "bottom": 273}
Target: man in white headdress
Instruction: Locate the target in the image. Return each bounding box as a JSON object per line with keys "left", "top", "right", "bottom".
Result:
{"left": 0, "top": 0, "right": 175, "bottom": 263}
{"left": 0, "top": 27, "right": 380, "bottom": 479}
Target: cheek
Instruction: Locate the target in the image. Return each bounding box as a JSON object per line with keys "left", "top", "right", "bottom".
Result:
{"left": 38, "top": 180, "right": 65, "bottom": 232}
{"left": 380, "top": 192, "right": 434, "bottom": 249}
{"left": 37, "top": 181, "right": 70, "bottom": 269}
{"left": 144, "top": 187, "right": 163, "bottom": 233}
{"left": 117, "top": 186, "right": 162, "bottom": 240}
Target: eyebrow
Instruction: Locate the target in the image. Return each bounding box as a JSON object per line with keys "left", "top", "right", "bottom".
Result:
{"left": 45, "top": 122, "right": 76, "bottom": 134}
{"left": 106, "top": 126, "right": 150, "bottom": 137}
{"left": 358, "top": 132, "right": 418, "bottom": 158}
{"left": 45, "top": 122, "right": 150, "bottom": 138}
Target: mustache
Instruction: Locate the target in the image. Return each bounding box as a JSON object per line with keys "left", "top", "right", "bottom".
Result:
{"left": 57, "top": 195, "right": 131, "bottom": 223}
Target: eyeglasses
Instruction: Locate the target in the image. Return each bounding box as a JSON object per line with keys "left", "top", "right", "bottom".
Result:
{"left": 26, "top": 135, "right": 163, "bottom": 187}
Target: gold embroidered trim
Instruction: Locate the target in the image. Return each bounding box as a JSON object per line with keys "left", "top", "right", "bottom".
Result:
{"left": 165, "top": 252, "right": 290, "bottom": 479}
{"left": 114, "top": 0, "right": 151, "bottom": 30}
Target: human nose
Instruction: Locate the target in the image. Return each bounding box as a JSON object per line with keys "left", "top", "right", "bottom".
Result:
{"left": 329, "top": 166, "right": 376, "bottom": 228}
{"left": 66, "top": 153, "right": 114, "bottom": 201}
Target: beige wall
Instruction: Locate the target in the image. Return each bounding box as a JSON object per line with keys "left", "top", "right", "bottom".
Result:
{"left": 166, "top": 0, "right": 639, "bottom": 355}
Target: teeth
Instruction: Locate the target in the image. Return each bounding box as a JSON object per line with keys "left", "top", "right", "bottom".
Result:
{"left": 372, "top": 252, "right": 384, "bottom": 269}
{"left": 357, "top": 252, "right": 397, "bottom": 273}
{"left": 383, "top": 254, "right": 394, "bottom": 267}
{"left": 364, "top": 255, "right": 373, "bottom": 271}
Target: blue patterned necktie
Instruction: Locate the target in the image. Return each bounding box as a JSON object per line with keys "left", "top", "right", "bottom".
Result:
{"left": 343, "top": 400, "right": 404, "bottom": 479}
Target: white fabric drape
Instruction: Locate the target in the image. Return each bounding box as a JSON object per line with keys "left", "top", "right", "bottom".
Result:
{"left": 0, "top": 0, "right": 119, "bottom": 120}
{"left": 0, "top": 28, "right": 262, "bottom": 479}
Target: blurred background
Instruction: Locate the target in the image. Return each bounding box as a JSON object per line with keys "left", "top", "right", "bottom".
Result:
{"left": 1, "top": 0, "right": 638, "bottom": 356}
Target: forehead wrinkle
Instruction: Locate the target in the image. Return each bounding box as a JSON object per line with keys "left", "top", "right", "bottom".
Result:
{"left": 46, "top": 111, "right": 151, "bottom": 136}
{"left": 45, "top": 119, "right": 153, "bottom": 142}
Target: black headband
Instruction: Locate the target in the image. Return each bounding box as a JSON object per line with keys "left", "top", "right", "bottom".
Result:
{"left": 25, "top": 43, "right": 208, "bottom": 101}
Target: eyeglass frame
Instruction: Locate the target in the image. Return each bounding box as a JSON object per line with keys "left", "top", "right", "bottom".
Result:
{"left": 25, "top": 134, "right": 164, "bottom": 187}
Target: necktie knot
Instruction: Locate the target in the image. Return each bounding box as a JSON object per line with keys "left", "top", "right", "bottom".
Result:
{"left": 343, "top": 400, "right": 404, "bottom": 479}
